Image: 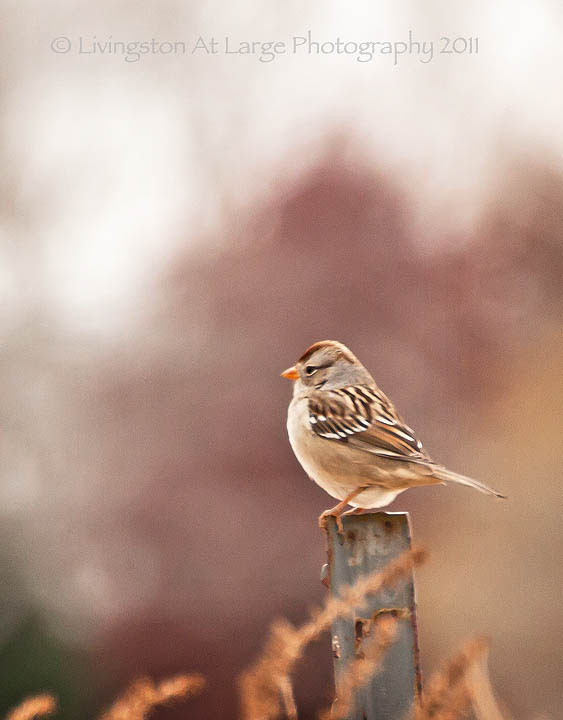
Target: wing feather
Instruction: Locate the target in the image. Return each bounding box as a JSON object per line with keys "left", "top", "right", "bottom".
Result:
{"left": 307, "top": 385, "right": 432, "bottom": 462}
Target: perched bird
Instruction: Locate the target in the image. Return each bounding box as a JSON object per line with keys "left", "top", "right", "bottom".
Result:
{"left": 282, "top": 340, "right": 506, "bottom": 531}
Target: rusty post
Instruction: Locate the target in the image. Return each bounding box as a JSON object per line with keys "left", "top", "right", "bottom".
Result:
{"left": 323, "top": 512, "right": 422, "bottom": 719}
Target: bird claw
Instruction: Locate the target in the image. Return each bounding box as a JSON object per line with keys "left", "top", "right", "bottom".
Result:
{"left": 318, "top": 510, "right": 345, "bottom": 535}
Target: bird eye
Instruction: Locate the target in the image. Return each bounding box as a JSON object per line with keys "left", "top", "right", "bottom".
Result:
{"left": 305, "top": 365, "right": 317, "bottom": 376}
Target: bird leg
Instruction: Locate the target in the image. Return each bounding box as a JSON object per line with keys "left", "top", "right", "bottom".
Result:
{"left": 318, "top": 487, "right": 367, "bottom": 534}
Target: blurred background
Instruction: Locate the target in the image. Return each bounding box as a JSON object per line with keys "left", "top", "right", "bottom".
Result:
{"left": 1, "top": 1, "right": 562, "bottom": 718}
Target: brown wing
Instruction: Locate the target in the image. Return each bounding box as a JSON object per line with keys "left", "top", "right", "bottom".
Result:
{"left": 307, "top": 385, "right": 433, "bottom": 464}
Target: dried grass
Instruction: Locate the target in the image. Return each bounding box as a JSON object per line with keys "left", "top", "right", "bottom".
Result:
{"left": 239, "top": 547, "right": 425, "bottom": 720}
{"left": 99, "top": 674, "right": 205, "bottom": 720}
{"left": 4, "top": 675, "right": 205, "bottom": 720}
{"left": 4, "top": 548, "right": 516, "bottom": 720}
{"left": 465, "top": 645, "right": 511, "bottom": 720}
{"left": 415, "top": 637, "right": 491, "bottom": 720}
{"left": 5, "top": 695, "right": 56, "bottom": 720}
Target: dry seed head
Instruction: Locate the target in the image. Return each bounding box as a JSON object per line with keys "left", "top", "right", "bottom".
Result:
{"left": 415, "top": 637, "right": 491, "bottom": 720}
{"left": 5, "top": 695, "right": 56, "bottom": 720}
{"left": 99, "top": 674, "right": 205, "bottom": 720}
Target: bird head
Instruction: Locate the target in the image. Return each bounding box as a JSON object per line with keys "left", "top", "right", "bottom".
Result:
{"left": 281, "top": 340, "right": 371, "bottom": 390}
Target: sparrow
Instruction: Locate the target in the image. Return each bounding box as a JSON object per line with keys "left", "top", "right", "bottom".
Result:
{"left": 282, "top": 340, "right": 506, "bottom": 531}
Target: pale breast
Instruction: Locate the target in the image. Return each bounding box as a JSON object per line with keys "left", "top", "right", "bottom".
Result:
{"left": 287, "top": 396, "right": 363, "bottom": 502}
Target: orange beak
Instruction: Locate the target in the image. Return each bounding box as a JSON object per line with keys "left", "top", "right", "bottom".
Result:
{"left": 281, "top": 365, "right": 299, "bottom": 380}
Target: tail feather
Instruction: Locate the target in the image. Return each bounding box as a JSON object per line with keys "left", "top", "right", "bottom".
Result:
{"left": 433, "top": 466, "right": 507, "bottom": 499}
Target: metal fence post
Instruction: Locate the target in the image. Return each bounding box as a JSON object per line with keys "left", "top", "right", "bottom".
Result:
{"left": 323, "top": 512, "right": 422, "bottom": 720}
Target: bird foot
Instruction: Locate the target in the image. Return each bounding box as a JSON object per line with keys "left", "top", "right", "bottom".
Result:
{"left": 318, "top": 489, "right": 370, "bottom": 535}
{"left": 318, "top": 508, "right": 345, "bottom": 535}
